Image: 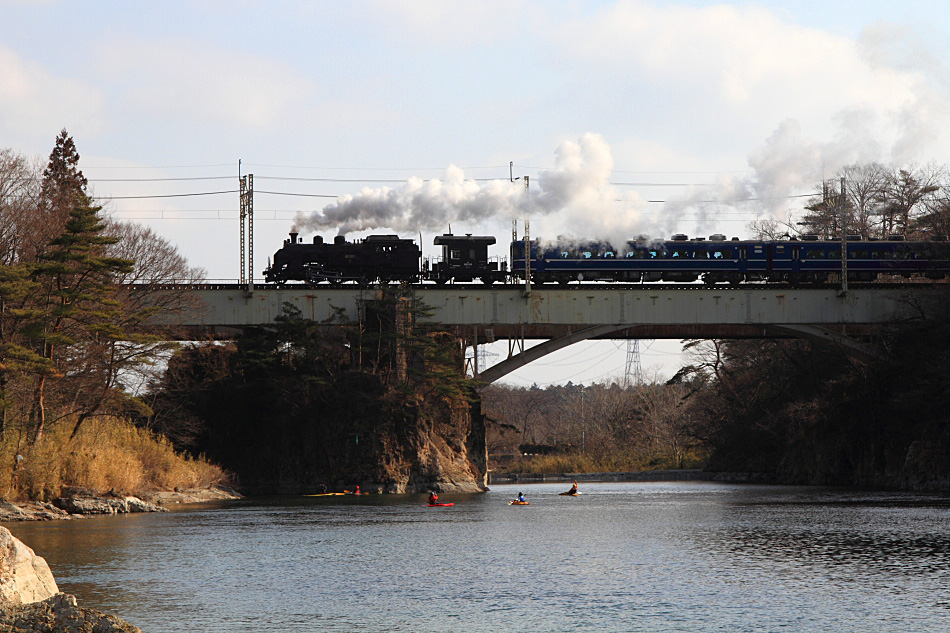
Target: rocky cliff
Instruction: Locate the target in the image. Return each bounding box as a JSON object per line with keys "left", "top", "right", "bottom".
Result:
{"left": 198, "top": 373, "right": 489, "bottom": 494}
{"left": 151, "top": 300, "right": 490, "bottom": 495}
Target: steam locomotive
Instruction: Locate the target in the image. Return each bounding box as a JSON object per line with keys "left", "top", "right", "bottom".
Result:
{"left": 263, "top": 231, "right": 950, "bottom": 286}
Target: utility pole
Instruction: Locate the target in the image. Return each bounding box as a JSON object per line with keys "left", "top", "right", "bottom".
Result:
{"left": 523, "top": 176, "right": 531, "bottom": 297}
{"left": 240, "top": 166, "right": 254, "bottom": 294}
{"left": 840, "top": 176, "right": 847, "bottom": 296}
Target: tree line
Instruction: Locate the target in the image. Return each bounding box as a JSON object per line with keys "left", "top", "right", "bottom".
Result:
{"left": 750, "top": 162, "right": 950, "bottom": 241}
{"left": 0, "top": 131, "right": 203, "bottom": 456}
{"left": 481, "top": 380, "right": 704, "bottom": 472}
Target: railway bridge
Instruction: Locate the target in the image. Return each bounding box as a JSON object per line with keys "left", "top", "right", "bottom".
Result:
{"left": 158, "top": 283, "right": 948, "bottom": 382}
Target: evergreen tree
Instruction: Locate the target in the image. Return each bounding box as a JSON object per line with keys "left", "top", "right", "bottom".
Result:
{"left": 23, "top": 198, "right": 133, "bottom": 443}
{"left": 27, "top": 130, "right": 89, "bottom": 261}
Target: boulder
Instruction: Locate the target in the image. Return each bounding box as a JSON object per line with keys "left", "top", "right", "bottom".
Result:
{"left": 0, "top": 592, "right": 140, "bottom": 632}
{"left": 0, "top": 529, "right": 140, "bottom": 632}
{"left": 0, "top": 526, "right": 58, "bottom": 604}
{"left": 53, "top": 494, "right": 167, "bottom": 515}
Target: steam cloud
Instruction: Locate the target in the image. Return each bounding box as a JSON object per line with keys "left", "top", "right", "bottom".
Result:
{"left": 292, "top": 133, "right": 647, "bottom": 249}
{"left": 294, "top": 105, "right": 937, "bottom": 251}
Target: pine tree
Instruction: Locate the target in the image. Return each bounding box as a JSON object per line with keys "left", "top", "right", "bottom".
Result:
{"left": 24, "top": 197, "right": 133, "bottom": 443}
{"left": 25, "top": 129, "right": 89, "bottom": 261}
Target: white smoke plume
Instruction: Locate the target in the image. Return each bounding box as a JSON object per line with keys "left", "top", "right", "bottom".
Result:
{"left": 292, "top": 133, "right": 648, "bottom": 249}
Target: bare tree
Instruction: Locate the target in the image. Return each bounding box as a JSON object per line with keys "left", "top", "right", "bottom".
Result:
{"left": 0, "top": 150, "right": 41, "bottom": 266}
{"left": 877, "top": 165, "right": 940, "bottom": 238}
{"left": 840, "top": 162, "right": 889, "bottom": 238}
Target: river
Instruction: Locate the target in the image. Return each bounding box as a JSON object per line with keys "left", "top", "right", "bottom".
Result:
{"left": 5, "top": 482, "right": 950, "bottom": 632}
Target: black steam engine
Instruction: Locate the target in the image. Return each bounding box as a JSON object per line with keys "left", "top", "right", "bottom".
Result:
{"left": 263, "top": 232, "right": 421, "bottom": 284}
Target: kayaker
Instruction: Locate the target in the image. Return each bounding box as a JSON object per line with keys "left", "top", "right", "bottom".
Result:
{"left": 429, "top": 491, "right": 439, "bottom": 504}
{"left": 354, "top": 485, "right": 361, "bottom": 495}
{"left": 517, "top": 491, "right": 526, "bottom": 503}
{"left": 567, "top": 480, "right": 578, "bottom": 494}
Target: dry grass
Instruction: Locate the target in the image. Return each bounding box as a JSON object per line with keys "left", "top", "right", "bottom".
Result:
{"left": 0, "top": 417, "right": 228, "bottom": 501}
{"left": 506, "top": 448, "right": 708, "bottom": 475}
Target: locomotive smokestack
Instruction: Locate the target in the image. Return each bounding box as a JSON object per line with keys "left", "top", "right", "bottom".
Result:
{"left": 289, "top": 231, "right": 298, "bottom": 244}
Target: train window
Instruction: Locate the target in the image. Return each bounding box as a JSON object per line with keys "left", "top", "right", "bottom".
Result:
{"left": 450, "top": 249, "right": 461, "bottom": 260}
{"left": 711, "top": 249, "right": 733, "bottom": 259}
{"left": 602, "top": 252, "right": 615, "bottom": 258}
{"left": 649, "top": 248, "right": 667, "bottom": 258}
{"left": 582, "top": 251, "right": 593, "bottom": 258}
{"left": 805, "top": 249, "right": 824, "bottom": 259}
{"left": 849, "top": 249, "right": 868, "bottom": 259}
{"left": 670, "top": 249, "right": 690, "bottom": 258}
{"left": 560, "top": 251, "right": 569, "bottom": 258}
{"left": 828, "top": 249, "right": 841, "bottom": 259}
{"left": 775, "top": 245, "right": 785, "bottom": 253}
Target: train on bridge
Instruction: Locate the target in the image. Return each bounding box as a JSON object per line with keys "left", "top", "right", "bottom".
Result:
{"left": 262, "top": 230, "right": 950, "bottom": 287}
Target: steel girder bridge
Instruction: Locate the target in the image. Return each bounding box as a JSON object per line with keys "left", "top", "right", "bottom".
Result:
{"left": 159, "top": 284, "right": 948, "bottom": 383}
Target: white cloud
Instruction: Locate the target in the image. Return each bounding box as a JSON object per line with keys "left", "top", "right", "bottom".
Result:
{"left": 0, "top": 46, "right": 104, "bottom": 139}
{"left": 552, "top": 2, "right": 946, "bottom": 159}
{"left": 97, "top": 38, "right": 317, "bottom": 128}
{"left": 369, "top": 0, "right": 533, "bottom": 48}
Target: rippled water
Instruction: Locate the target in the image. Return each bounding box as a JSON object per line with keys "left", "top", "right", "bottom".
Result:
{"left": 6, "top": 482, "right": 950, "bottom": 632}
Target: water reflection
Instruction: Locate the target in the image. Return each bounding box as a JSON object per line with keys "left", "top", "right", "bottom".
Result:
{"left": 5, "top": 484, "right": 950, "bottom": 633}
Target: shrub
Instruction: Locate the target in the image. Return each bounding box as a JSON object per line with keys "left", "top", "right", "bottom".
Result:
{"left": 0, "top": 416, "right": 228, "bottom": 501}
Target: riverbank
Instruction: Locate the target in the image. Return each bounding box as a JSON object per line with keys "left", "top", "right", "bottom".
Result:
{"left": 0, "top": 484, "right": 241, "bottom": 522}
{"left": 488, "top": 469, "right": 777, "bottom": 485}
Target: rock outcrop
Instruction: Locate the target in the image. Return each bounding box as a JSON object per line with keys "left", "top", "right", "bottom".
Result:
{"left": 52, "top": 491, "right": 166, "bottom": 515}
{"left": 0, "top": 527, "right": 140, "bottom": 632}
{"left": 0, "top": 527, "right": 58, "bottom": 604}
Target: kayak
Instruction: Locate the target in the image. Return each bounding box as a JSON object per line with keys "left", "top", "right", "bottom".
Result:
{"left": 508, "top": 500, "right": 530, "bottom": 505}
{"left": 559, "top": 491, "right": 580, "bottom": 496}
{"left": 427, "top": 503, "right": 454, "bottom": 507}
{"left": 304, "top": 492, "right": 345, "bottom": 496}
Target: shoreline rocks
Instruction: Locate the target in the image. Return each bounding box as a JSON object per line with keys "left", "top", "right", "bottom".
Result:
{"left": 0, "top": 592, "right": 141, "bottom": 633}
{"left": 0, "top": 526, "right": 139, "bottom": 632}
{"left": 0, "top": 485, "right": 241, "bottom": 523}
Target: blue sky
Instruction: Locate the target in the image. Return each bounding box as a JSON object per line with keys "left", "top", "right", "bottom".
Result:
{"left": 3, "top": 0, "right": 950, "bottom": 384}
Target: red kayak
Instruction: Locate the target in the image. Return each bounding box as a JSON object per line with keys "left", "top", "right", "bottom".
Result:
{"left": 427, "top": 502, "right": 454, "bottom": 507}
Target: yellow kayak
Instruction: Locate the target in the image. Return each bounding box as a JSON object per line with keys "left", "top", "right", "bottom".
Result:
{"left": 558, "top": 491, "right": 580, "bottom": 496}
{"left": 304, "top": 492, "right": 345, "bottom": 496}
{"left": 508, "top": 500, "right": 530, "bottom": 505}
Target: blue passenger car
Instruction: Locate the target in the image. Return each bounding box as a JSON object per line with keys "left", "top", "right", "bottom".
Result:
{"left": 509, "top": 234, "right": 950, "bottom": 285}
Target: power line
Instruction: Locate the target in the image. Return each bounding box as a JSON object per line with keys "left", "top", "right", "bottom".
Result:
{"left": 255, "top": 190, "right": 340, "bottom": 198}
{"left": 84, "top": 163, "right": 235, "bottom": 170}
{"left": 255, "top": 175, "right": 503, "bottom": 183}
{"left": 244, "top": 162, "right": 505, "bottom": 171}
{"left": 92, "top": 190, "right": 238, "bottom": 200}
{"left": 89, "top": 176, "right": 234, "bottom": 182}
